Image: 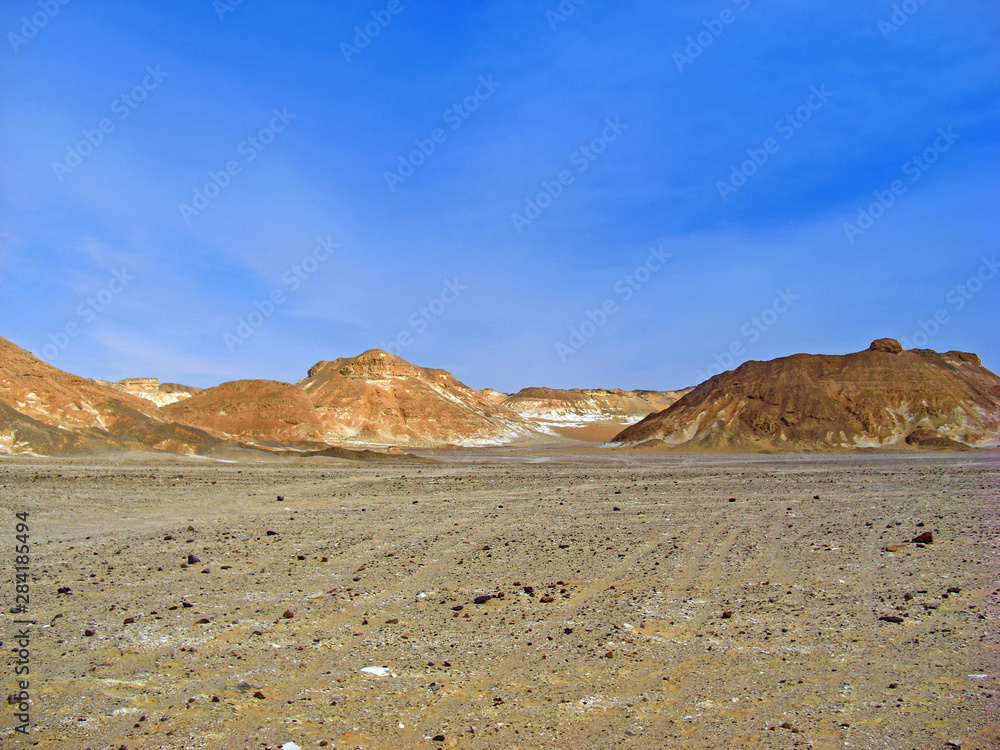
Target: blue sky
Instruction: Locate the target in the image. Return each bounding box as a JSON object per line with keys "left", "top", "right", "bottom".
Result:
{"left": 1, "top": 0, "right": 997, "bottom": 392}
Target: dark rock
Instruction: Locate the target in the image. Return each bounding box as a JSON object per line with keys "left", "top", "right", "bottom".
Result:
{"left": 84, "top": 629, "right": 95, "bottom": 636}
{"left": 187, "top": 554, "right": 200, "bottom": 564}
{"left": 276, "top": 495, "right": 284, "bottom": 502}
{"left": 195, "top": 618, "right": 210, "bottom": 624}
{"left": 123, "top": 617, "right": 134, "bottom": 625}
{"left": 252, "top": 690, "right": 266, "bottom": 699}
{"left": 870, "top": 338, "right": 903, "bottom": 354}
{"left": 879, "top": 615, "right": 904, "bottom": 624}
{"left": 911, "top": 531, "right": 933, "bottom": 544}
{"left": 266, "top": 530, "right": 278, "bottom": 536}
{"left": 721, "top": 611, "right": 733, "bottom": 619}
{"left": 282, "top": 610, "right": 294, "bottom": 619}
{"left": 432, "top": 735, "right": 445, "bottom": 742}
{"left": 540, "top": 595, "right": 555, "bottom": 603}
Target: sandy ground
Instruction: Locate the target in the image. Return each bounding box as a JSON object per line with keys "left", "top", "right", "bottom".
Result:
{"left": 1, "top": 451, "right": 998, "bottom": 749}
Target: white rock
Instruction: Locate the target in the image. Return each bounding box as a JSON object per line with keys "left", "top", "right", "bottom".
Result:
{"left": 361, "top": 666, "right": 391, "bottom": 676}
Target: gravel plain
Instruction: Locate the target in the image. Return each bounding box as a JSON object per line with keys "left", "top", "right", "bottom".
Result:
{"left": 1, "top": 451, "right": 998, "bottom": 749}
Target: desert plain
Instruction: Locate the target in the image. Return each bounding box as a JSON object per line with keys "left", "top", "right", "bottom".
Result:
{"left": 1, "top": 450, "right": 998, "bottom": 750}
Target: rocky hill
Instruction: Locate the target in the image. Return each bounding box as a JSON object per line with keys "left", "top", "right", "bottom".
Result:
{"left": 0, "top": 336, "right": 226, "bottom": 455}
{"left": 503, "top": 387, "right": 691, "bottom": 424}
{"left": 300, "top": 349, "right": 543, "bottom": 446}
{"left": 612, "top": 339, "right": 1000, "bottom": 450}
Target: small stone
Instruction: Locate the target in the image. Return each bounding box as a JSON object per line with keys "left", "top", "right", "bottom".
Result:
{"left": 84, "top": 629, "right": 95, "bottom": 637}
{"left": 266, "top": 530, "right": 278, "bottom": 536}
{"left": 181, "top": 601, "right": 194, "bottom": 608}
{"left": 947, "top": 586, "right": 961, "bottom": 594}
{"left": 451, "top": 605, "right": 464, "bottom": 611}
{"left": 540, "top": 595, "right": 555, "bottom": 603}
{"left": 473, "top": 595, "right": 494, "bottom": 605}
{"left": 57, "top": 586, "right": 72, "bottom": 595}
{"left": 432, "top": 734, "right": 445, "bottom": 742}
{"left": 728, "top": 498, "right": 736, "bottom": 503}
{"left": 523, "top": 586, "right": 534, "bottom": 594}
{"left": 123, "top": 617, "right": 135, "bottom": 625}
{"left": 195, "top": 618, "right": 210, "bottom": 624}
{"left": 282, "top": 610, "right": 294, "bottom": 619}
{"left": 721, "top": 611, "right": 733, "bottom": 619}
{"left": 187, "top": 554, "right": 200, "bottom": 564}
{"left": 276, "top": 495, "right": 284, "bottom": 502}
{"left": 252, "top": 690, "right": 266, "bottom": 699}
{"left": 911, "top": 531, "right": 933, "bottom": 544}
{"left": 385, "top": 618, "right": 398, "bottom": 624}
{"left": 879, "top": 615, "right": 904, "bottom": 624}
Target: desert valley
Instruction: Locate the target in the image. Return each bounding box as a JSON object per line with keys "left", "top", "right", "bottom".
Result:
{"left": 1, "top": 335, "right": 998, "bottom": 749}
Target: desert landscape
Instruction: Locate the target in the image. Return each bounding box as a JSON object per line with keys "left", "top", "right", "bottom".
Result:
{"left": 3, "top": 3, "right": 998, "bottom": 747}
{"left": 1, "top": 334, "right": 999, "bottom": 748}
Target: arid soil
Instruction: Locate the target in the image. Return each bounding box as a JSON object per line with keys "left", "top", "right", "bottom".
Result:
{"left": 1, "top": 452, "right": 998, "bottom": 749}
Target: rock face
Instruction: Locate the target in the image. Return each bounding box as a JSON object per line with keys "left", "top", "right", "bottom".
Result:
{"left": 869, "top": 337, "right": 903, "bottom": 354}
{"left": 162, "top": 380, "right": 326, "bottom": 446}
{"left": 95, "top": 377, "right": 202, "bottom": 407}
{"left": 0, "top": 336, "right": 225, "bottom": 456}
{"left": 300, "top": 350, "right": 543, "bottom": 446}
{"left": 612, "top": 341, "right": 1000, "bottom": 449}
{"left": 503, "top": 387, "right": 691, "bottom": 424}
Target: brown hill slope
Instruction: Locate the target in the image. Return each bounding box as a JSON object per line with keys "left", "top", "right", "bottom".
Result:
{"left": 162, "top": 379, "right": 326, "bottom": 446}
{"left": 0, "top": 336, "right": 226, "bottom": 455}
{"left": 300, "top": 349, "right": 542, "bottom": 446}
{"left": 612, "top": 339, "right": 1000, "bottom": 450}
{"left": 503, "top": 387, "right": 691, "bottom": 423}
